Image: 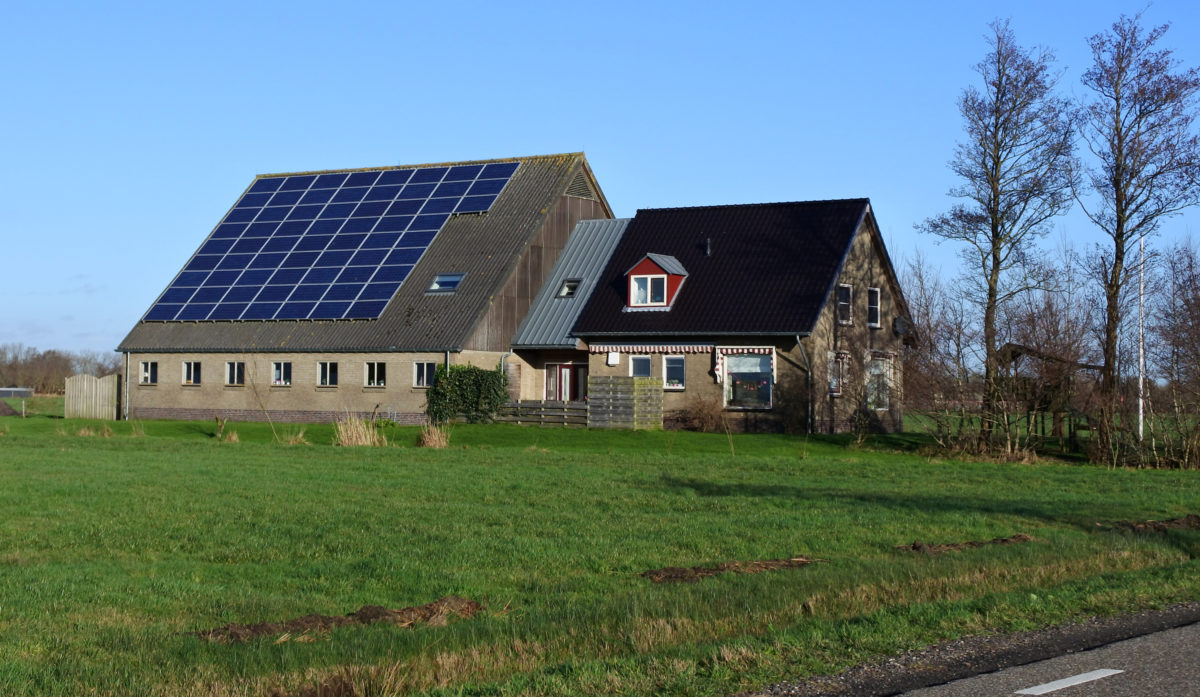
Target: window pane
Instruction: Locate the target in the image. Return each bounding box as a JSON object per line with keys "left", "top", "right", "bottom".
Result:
{"left": 726, "top": 354, "right": 770, "bottom": 373}
{"left": 665, "top": 356, "right": 685, "bottom": 388}
{"left": 633, "top": 277, "right": 648, "bottom": 305}
{"left": 651, "top": 277, "right": 666, "bottom": 303}
{"left": 631, "top": 356, "right": 651, "bottom": 377}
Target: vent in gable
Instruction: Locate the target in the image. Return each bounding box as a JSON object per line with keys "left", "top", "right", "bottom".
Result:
{"left": 566, "top": 170, "right": 596, "bottom": 200}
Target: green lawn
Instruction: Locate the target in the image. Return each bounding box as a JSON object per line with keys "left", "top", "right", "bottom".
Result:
{"left": 0, "top": 414, "right": 1197, "bottom": 696}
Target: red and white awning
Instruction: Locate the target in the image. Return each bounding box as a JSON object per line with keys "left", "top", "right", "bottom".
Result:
{"left": 588, "top": 344, "right": 713, "bottom": 354}
{"left": 714, "top": 346, "right": 776, "bottom": 383}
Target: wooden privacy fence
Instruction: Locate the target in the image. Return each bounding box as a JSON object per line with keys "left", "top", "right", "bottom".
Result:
{"left": 65, "top": 374, "right": 121, "bottom": 420}
{"left": 497, "top": 400, "right": 588, "bottom": 427}
{"left": 587, "top": 376, "right": 662, "bottom": 429}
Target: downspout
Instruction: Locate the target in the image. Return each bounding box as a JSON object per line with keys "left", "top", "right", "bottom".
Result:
{"left": 499, "top": 349, "right": 514, "bottom": 401}
{"left": 123, "top": 352, "right": 130, "bottom": 421}
{"left": 796, "top": 337, "right": 812, "bottom": 434}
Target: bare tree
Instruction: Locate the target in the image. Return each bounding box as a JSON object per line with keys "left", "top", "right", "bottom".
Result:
{"left": 1076, "top": 14, "right": 1200, "bottom": 458}
{"left": 920, "top": 20, "right": 1076, "bottom": 447}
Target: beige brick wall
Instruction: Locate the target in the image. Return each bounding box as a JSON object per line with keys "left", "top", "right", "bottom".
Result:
{"left": 126, "top": 350, "right": 512, "bottom": 422}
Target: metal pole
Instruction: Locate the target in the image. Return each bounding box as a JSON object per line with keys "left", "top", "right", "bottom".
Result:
{"left": 1138, "top": 234, "right": 1145, "bottom": 441}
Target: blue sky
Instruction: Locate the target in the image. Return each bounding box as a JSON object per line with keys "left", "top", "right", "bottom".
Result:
{"left": 3, "top": 1, "right": 1199, "bottom": 354}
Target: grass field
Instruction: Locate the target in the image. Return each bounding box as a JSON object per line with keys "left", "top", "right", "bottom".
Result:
{"left": 0, "top": 405, "right": 1198, "bottom": 696}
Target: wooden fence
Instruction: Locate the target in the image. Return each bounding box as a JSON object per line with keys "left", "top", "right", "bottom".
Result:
{"left": 497, "top": 400, "right": 588, "bottom": 427}
{"left": 65, "top": 374, "right": 121, "bottom": 420}
{"left": 587, "top": 376, "right": 663, "bottom": 429}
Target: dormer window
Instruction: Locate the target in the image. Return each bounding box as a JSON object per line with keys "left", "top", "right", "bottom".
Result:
{"left": 624, "top": 253, "right": 687, "bottom": 311}
{"left": 631, "top": 274, "right": 667, "bottom": 306}
{"left": 428, "top": 273, "right": 465, "bottom": 294}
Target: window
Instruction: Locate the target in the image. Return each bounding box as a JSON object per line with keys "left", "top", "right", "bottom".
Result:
{"left": 414, "top": 362, "right": 438, "bottom": 388}
{"left": 318, "top": 361, "right": 338, "bottom": 387}
{"left": 837, "top": 284, "right": 852, "bottom": 325}
{"left": 427, "top": 273, "right": 464, "bottom": 293}
{"left": 663, "top": 355, "right": 686, "bottom": 390}
{"left": 630, "top": 355, "right": 652, "bottom": 377}
{"left": 182, "top": 361, "right": 201, "bottom": 385}
{"left": 557, "top": 279, "right": 581, "bottom": 298}
{"left": 724, "top": 353, "right": 772, "bottom": 409}
{"left": 829, "top": 352, "right": 848, "bottom": 396}
{"left": 631, "top": 274, "right": 667, "bottom": 306}
{"left": 364, "top": 361, "right": 386, "bottom": 387}
{"left": 867, "top": 357, "right": 891, "bottom": 410}
{"left": 272, "top": 361, "right": 292, "bottom": 386}
{"left": 225, "top": 361, "right": 245, "bottom": 386}
{"left": 867, "top": 287, "right": 881, "bottom": 328}
{"left": 139, "top": 361, "right": 157, "bottom": 385}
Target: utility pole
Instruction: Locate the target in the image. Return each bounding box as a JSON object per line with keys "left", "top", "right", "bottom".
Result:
{"left": 1138, "top": 234, "right": 1145, "bottom": 441}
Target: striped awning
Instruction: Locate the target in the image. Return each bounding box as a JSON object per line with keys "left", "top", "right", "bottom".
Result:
{"left": 588, "top": 344, "right": 713, "bottom": 354}
{"left": 714, "top": 346, "right": 776, "bottom": 383}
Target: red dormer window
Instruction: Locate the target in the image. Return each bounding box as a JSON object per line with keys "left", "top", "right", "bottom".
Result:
{"left": 631, "top": 274, "right": 667, "bottom": 306}
{"left": 626, "top": 254, "right": 687, "bottom": 310}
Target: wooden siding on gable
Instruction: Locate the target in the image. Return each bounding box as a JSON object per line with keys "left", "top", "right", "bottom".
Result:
{"left": 464, "top": 194, "right": 610, "bottom": 351}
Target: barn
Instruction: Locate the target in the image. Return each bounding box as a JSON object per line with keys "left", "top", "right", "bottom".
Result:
{"left": 118, "top": 153, "right": 611, "bottom": 423}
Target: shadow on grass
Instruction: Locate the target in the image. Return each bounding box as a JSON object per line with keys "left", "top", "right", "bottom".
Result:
{"left": 655, "top": 474, "right": 1167, "bottom": 536}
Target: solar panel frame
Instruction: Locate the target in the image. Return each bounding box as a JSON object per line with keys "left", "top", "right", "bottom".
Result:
{"left": 142, "top": 160, "right": 518, "bottom": 322}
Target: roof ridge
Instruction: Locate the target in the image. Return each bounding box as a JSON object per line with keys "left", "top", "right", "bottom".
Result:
{"left": 256, "top": 152, "right": 585, "bottom": 179}
{"left": 636, "top": 197, "right": 870, "bottom": 214}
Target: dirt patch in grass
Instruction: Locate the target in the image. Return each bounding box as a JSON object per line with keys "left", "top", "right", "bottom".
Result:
{"left": 195, "top": 596, "right": 481, "bottom": 643}
{"left": 896, "top": 533, "right": 1034, "bottom": 555}
{"left": 1111, "top": 514, "right": 1200, "bottom": 533}
{"left": 642, "top": 556, "right": 824, "bottom": 583}
{"left": 0, "top": 401, "right": 17, "bottom": 417}
{"left": 268, "top": 674, "right": 357, "bottom": 697}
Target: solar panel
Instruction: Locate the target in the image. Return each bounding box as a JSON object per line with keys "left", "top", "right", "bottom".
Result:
{"left": 144, "top": 161, "right": 518, "bottom": 321}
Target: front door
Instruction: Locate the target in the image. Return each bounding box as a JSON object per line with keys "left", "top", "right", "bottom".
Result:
{"left": 546, "top": 363, "right": 588, "bottom": 401}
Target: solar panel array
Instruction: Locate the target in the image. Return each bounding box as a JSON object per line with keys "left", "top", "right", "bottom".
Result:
{"left": 143, "top": 161, "right": 519, "bottom": 322}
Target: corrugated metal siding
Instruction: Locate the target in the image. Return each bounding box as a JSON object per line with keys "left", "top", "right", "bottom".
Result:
{"left": 512, "top": 218, "right": 630, "bottom": 348}
{"left": 119, "top": 154, "right": 610, "bottom": 353}
{"left": 573, "top": 199, "right": 870, "bottom": 337}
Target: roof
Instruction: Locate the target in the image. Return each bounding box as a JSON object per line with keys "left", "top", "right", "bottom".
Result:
{"left": 119, "top": 153, "right": 608, "bottom": 353}
{"left": 629, "top": 253, "right": 688, "bottom": 276}
{"left": 511, "top": 218, "right": 629, "bottom": 349}
{"left": 573, "top": 199, "right": 873, "bottom": 337}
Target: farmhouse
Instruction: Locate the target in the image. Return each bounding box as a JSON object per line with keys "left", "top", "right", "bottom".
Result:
{"left": 118, "top": 153, "right": 611, "bottom": 423}
{"left": 570, "top": 199, "right": 912, "bottom": 433}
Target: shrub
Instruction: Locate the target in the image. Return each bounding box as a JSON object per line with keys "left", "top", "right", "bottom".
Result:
{"left": 425, "top": 364, "right": 508, "bottom": 424}
{"left": 681, "top": 395, "right": 727, "bottom": 433}
{"left": 334, "top": 416, "right": 386, "bottom": 447}
{"left": 418, "top": 424, "right": 449, "bottom": 448}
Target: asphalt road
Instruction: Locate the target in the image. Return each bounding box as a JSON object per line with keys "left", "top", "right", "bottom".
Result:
{"left": 900, "top": 622, "right": 1200, "bottom": 696}
{"left": 745, "top": 602, "right": 1200, "bottom": 697}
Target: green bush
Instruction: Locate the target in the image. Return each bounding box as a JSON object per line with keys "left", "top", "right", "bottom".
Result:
{"left": 425, "top": 363, "right": 508, "bottom": 424}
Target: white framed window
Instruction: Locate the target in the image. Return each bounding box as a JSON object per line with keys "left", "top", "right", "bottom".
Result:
{"left": 182, "top": 361, "right": 201, "bottom": 385}
{"left": 414, "top": 361, "right": 438, "bottom": 388}
{"left": 867, "top": 287, "right": 881, "bottom": 328}
{"left": 629, "top": 355, "right": 652, "bottom": 378}
{"left": 663, "top": 355, "right": 686, "bottom": 390}
{"left": 428, "top": 273, "right": 465, "bottom": 293}
{"left": 557, "top": 279, "right": 581, "bottom": 298}
{"left": 630, "top": 274, "right": 667, "bottom": 307}
{"left": 139, "top": 361, "right": 157, "bottom": 385}
{"left": 866, "top": 357, "right": 891, "bottom": 410}
{"left": 837, "top": 284, "right": 853, "bottom": 325}
{"left": 724, "top": 353, "right": 772, "bottom": 409}
{"left": 272, "top": 361, "right": 292, "bottom": 386}
{"left": 318, "top": 361, "right": 338, "bottom": 387}
{"left": 225, "top": 361, "right": 245, "bottom": 386}
{"left": 364, "top": 361, "right": 386, "bottom": 387}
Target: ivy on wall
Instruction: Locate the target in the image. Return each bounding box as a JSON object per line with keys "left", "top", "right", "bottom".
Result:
{"left": 425, "top": 364, "right": 508, "bottom": 424}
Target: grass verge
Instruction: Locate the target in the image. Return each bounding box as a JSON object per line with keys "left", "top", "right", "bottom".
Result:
{"left": 0, "top": 416, "right": 1196, "bottom": 695}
